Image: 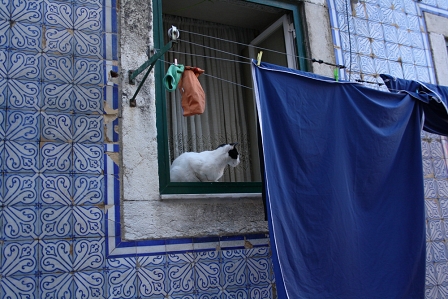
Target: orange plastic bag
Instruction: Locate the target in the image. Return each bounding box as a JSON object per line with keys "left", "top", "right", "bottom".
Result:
{"left": 178, "top": 66, "right": 205, "bottom": 116}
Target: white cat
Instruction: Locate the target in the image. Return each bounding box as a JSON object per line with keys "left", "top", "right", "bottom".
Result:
{"left": 170, "top": 143, "right": 240, "bottom": 182}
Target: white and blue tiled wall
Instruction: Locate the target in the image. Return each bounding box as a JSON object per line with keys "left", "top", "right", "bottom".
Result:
{"left": 1, "top": 0, "right": 448, "bottom": 298}
{"left": 0, "top": 1, "right": 273, "bottom": 298}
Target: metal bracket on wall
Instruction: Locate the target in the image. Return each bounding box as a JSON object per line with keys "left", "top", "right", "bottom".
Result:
{"left": 128, "top": 40, "right": 175, "bottom": 107}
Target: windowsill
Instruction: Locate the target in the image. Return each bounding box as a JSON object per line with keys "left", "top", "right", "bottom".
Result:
{"left": 160, "top": 193, "right": 263, "bottom": 202}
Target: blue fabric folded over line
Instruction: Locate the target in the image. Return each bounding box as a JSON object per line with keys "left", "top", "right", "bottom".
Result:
{"left": 251, "top": 61, "right": 448, "bottom": 299}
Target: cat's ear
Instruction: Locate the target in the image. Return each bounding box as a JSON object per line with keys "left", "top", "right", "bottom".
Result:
{"left": 230, "top": 142, "right": 238, "bottom": 148}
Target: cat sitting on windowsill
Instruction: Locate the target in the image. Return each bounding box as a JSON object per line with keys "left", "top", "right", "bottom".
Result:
{"left": 170, "top": 143, "right": 240, "bottom": 182}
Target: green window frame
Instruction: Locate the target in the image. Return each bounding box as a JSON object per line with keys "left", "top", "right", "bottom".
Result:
{"left": 153, "top": 0, "right": 308, "bottom": 194}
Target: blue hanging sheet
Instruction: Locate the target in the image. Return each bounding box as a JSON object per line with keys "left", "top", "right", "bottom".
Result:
{"left": 250, "top": 61, "right": 448, "bottom": 298}
{"left": 380, "top": 74, "right": 448, "bottom": 136}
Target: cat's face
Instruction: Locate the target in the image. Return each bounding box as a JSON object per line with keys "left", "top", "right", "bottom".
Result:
{"left": 227, "top": 143, "right": 240, "bottom": 167}
{"left": 216, "top": 143, "right": 240, "bottom": 167}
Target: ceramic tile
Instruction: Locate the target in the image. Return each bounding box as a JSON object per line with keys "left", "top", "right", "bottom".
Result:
{"left": 247, "top": 257, "right": 270, "bottom": 286}
{"left": 402, "top": 0, "right": 418, "bottom": 15}
{"left": 5, "top": 109, "right": 40, "bottom": 141}
{"left": 0, "top": 20, "right": 10, "bottom": 49}
{"left": 3, "top": 205, "right": 40, "bottom": 240}
{"left": 40, "top": 273, "right": 74, "bottom": 298}
{"left": 40, "top": 173, "right": 72, "bottom": 205}
{"left": 3, "top": 173, "right": 39, "bottom": 205}
{"left": 8, "top": 79, "right": 41, "bottom": 110}
{"left": 74, "top": 4, "right": 102, "bottom": 32}
{"left": 103, "top": 5, "right": 117, "bottom": 33}
{"left": 1, "top": 275, "right": 39, "bottom": 298}
{"left": 42, "top": 54, "right": 73, "bottom": 84}
{"left": 10, "top": 21, "right": 42, "bottom": 52}
{"left": 0, "top": 109, "right": 4, "bottom": 139}
{"left": 72, "top": 238, "right": 105, "bottom": 271}
{"left": 353, "top": 2, "right": 367, "bottom": 19}
{"left": 40, "top": 142, "right": 72, "bottom": 173}
{"left": 41, "top": 112, "right": 72, "bottom": 143}
{"left": 365, "top": 3, "right": 382, "bottom": 22}
{"left": 40, "top": 205, "right": 72, "bottom": 238}
{"left": 167, "top": 262, "right": 195, "bottom": 294}
{"left": 437, "top": 180, "right": 448, "bottom": 198}
{"left": 437, "top": 0, "right": 448, "bottom": 10}
{"left": 195, "top": 260, "right": 221, "bottom": 291}
{"left": 374, "top": 58, "right": 389, "bottom": 75}
{"left": 343, "top": 51, "right": 361, "bottom": 72}
{"left": 77, "top": 0, "right": 102, "bottom": 8}
{"left": 223, "top": 288, "right": 248, "bottom": 299}
{"left": 74, "top": 270, "right": 106, "bottom": 298}
{"left": 434, "top": 159, "right": 448, "bottom": 179}
{"left": 42, "top": 83, "right": 72, "bottom": 112}
{"left": 104, "top": 44, "right": 118, "bottom": 73}
{"left": 11, "top": 0, "right": 43, "bottom": 24}
{"left": 0, "top": 80, "right": 6, "bottom": 110}
{"left": 354, "top": 18, "right": 369, "bottom": 38}
{"left": 171, "top": 293, "right": 196, "bottom": 299}
{"left": 427, "top": 240, "right": 448, "bottom": 262}
{"left": 73, "top": 174, "right": 104, "bottom": 205}
{"left": 420, "top": 66, "right": 434, "bottom": 84}
{"left": 74, "top": 29, "right": 103, "bottom": 58}
{"left": 44, "top": 27, "right": 74, "bottom": 55}
{"left": 337, "top": 13, "right": 356, "bottom": 34}
{"left": 8, "top": 51, "right": 41, "bottom": 81}
{"left": 356, "top": 36, "right": 371, "bottom": 56}
{"left": 73, "top": 143, "right": 103, "bottom": 174}
{"left": 73, "top": 57, "right": 104, "bottom": 85}
{"left": 413, "top": 48, "right": 427, "bottom": 66}
{"left": 221, "top": 258, "right": 246, "bottom": 288}
{"left": 0, "top": 140, "right": 3, "bottom": 171}
{"left": 73, "top": 114, "right": 103, "bottom": 143}
{"left": 0, "top": 0, "right": 9, "bottom": 21}
{"left": 425, "top": 178, "right": 438, "bottom": 198}
{"left": 387, "top": 60, "right": 403, "bottom": 78}
{"left": 103, "top": 0, "right": 117, "bottom": 9}
{"left": 197, "top": 290, "right": 222, "bottom": 299}
{"left": 0, "top": 50, "right": 7, "bottom": 79}
{"left": 40, "top": 238, "right": 73, "bottom": 273}
{"left": 339, "top": 31, "right": 358, "bottom": 55}
{"left": 2, "top": 240, "right": 39, "bottom": 276}
{"left": 44, "top": 0, "right": 73, "bottom": 30}
{"left": 108, "top": 265, "right": 138, "bottom": 298}
{"left": 4, "top": 140, "right": 39, "bottom": 173}
{"left": 428, "top": 220, "right": 445, "bottom": 241}
{"left": 73, "top": 206, "right": 104, "bottom": 237}
{"left": 249, "top": 285, "right": 272, "bottom": 299}
{"left": 74, "top": 84, "right": 103, "bottom": 113}
{"left": 137, "top": 266, "right": 168, "bottom": 298}
{"left": 359, "top": 55, "right": 375, "bottom": 74}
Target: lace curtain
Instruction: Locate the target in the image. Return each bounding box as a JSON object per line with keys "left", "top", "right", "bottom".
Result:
{"left": 163, "top": 14, "right": 260, "bottom": 182}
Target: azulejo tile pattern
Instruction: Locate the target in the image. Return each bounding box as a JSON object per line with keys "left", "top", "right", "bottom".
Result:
{"left": 0, "top": 1, "right": 274, "bottom": 298}
{"left": 328, "top": 0, "right": 438, "bottom": 86}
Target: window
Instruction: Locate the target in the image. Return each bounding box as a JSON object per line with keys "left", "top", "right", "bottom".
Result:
{"left": 153, "top": 0, "right": 307, "bottom": 194}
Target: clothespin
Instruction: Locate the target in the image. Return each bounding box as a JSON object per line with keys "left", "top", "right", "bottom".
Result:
{"left": 334, "top": 68, "right": 339, "bottom": 82}
{"left": 257, "top": 51, "right": 263, "bottom": 66}
{"left": 174, "top": 58, "right": 177, "bottom": 65}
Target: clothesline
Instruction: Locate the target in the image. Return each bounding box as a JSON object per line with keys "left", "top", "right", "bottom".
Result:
{"left": 156, "top": 31, "right": 403, "bottom": 91}
{"left": 178, "top": 29, "right": 346, "bottom": 69}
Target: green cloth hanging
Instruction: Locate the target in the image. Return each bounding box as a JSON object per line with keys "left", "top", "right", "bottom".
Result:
{"left": 163, "top": 64, "right": 185, "bottom": 91}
